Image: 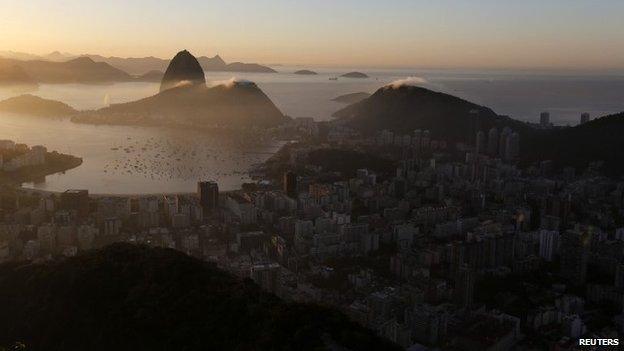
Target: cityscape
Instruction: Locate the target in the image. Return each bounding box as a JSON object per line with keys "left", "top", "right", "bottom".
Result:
{"left": 2, "top": 1, "right": 624, "bottom": 350}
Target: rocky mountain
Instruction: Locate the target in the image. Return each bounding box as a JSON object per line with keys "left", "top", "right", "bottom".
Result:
{"left": 341, "top": 72, "right": 369, "bottom": 78}
{"left": 196, "top": 55, "right": 227, "bottom": 70}
{"left": 332, "top": 92, "right": 371, "bottom": 104}
{"left": 0, "top": 94, "right": 77, "bottom": 117}
{"left": 0, "top": 56, "right": 132, "bottom": 83}
{"left": 0, "top": 243, "right": 398, "bottom": 350}
{"left": 159, "top": 50, "right": 206, "bottom": 92}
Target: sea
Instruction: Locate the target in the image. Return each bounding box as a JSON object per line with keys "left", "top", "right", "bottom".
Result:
{"left": 1, "top": 66, "right": 623, "bottom": 194}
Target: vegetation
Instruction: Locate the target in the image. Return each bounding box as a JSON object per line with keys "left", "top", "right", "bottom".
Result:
{"left": 0, "top": 243, "right": 400, "bottom": 351}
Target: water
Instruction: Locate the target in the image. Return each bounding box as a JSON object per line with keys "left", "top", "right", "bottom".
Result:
{"left": 1, "top": 67, "right": 624, "bottom": 194}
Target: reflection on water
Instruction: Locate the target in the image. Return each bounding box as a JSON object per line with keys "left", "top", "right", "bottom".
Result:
{"left": 1, "top": 67, "right": 624, "bottom": 194}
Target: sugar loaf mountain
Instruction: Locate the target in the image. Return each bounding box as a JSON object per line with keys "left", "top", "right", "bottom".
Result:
{"left": 74, "top": 50, "right": 289, "bottom": 129}
{"left": 333, "top": 83, "right": 624, "bottom": 175}
{"left": 0, "top": 244, "right": 398, "bottom": 350}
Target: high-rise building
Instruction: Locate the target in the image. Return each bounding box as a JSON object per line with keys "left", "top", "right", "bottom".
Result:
{"left": 504, "top": 132, "right": 520, "bottom": 160}
{"left": 540, "top": 112, "right": 550, "bottom": 127}
{"left": 475, "top": 130, "right": 486, "bottom": 154}
{"left": 197, "top": 181, "right": 219, "bottom": 213}
{"left": 454, "top": 264, "right": 475, "bottom": 309}
{"left": 539, "top": 230, "right": 559, "bottom": 262}
{"left": 487, "top": 127, "right": 499, "bottom": 156}
{"left": 283, "top": 171, "right": 297, "bottom": 198}
{"left": 580, "top": 112, "right": 590, "bottom": 125}
{"left": 498, "top": 127, "right": 511, "bottom": 159}
{"left": 560, "top": 228, "right": 590, "bottom": 284}
{"left": 60, "top": 189, "right": 89, "bottom": 218}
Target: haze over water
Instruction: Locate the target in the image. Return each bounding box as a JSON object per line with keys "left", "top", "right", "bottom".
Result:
{"left": 1, "top": 67, "right": 624, "bottom": 194}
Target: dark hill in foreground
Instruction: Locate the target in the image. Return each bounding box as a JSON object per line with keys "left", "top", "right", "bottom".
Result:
{"left": 0, "top": 243, "right": 398, "bottom": 351}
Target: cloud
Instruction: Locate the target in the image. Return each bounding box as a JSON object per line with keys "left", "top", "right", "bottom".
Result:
{"left": 210, "top": 77, "right": 256, "bottom": 88}
{"left": 172, "top": 80, "right": 194, "bottom": 88}
{"left": 385, "top": 76, "right": 428, "bottom": 89}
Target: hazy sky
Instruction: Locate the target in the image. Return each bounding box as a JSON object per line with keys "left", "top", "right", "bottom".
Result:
{"left": 1, "top": 0, "right": 623, "bottom": 69}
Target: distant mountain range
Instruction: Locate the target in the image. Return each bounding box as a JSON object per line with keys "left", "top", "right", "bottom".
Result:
{"left": 0, "top": 56, "right": 133, "bottom": 83}
{"left": 0, "top": 50, "right": 276, "bottom": 76}
{"left": 333, "top": 84, "right": 624, "bottom": 174}
{"left": 0, "top": 63, "right": 38, "bottom": 87}
{"left": 0, "top": 243, "right": 399, "bottom": 350}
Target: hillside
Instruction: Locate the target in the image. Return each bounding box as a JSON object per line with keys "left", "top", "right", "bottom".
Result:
{"left": 76, "top": 82, "right": 289, "bottom": 129}
{"left": 0, "top": 243, "right": 399, "bottom": 351}
{"left": 524, "top": 111, "right": 624, "bottom": 174}
{"left": 332, "top": 92, "right": 371, "bottom": 104}
{"left": 0, "top": 57, "right": 132, "bottom": 83}
{"left": 333, "top": 85, "right": 533, "bottom": 141}
{"left": 0, "top": 94, "right": 77, "bottom": 117}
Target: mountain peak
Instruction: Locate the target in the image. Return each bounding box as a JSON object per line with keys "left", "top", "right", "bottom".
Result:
{"left": 160, "top": 50, "right": 206, "bottom": 92}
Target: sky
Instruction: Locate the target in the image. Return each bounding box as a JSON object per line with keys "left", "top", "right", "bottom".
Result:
{"left": 1, "top": 0, "right": 623, "bottom": 70}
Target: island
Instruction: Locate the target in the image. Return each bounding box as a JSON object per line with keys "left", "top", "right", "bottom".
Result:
{"left": 341, "top": 71, "right": 369, "bottom": 78}
{"left": 294, "top": 69, "right": 317, "bottom": 75}
{"left": 0, "top": 94, "right": 77, "bottom": 117}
